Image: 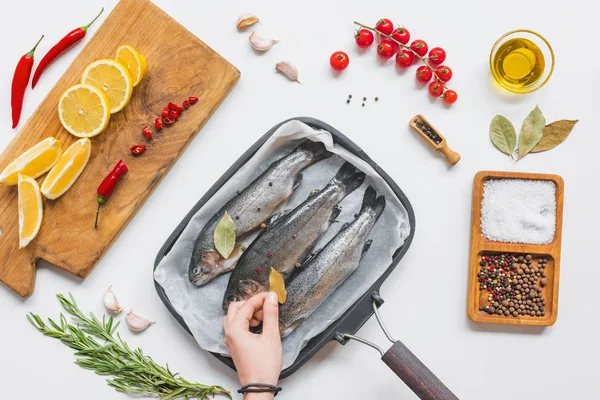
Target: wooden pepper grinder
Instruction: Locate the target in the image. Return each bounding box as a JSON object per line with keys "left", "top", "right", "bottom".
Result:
{"left": 409, "top": 114, "right": 461, "bottom": 166}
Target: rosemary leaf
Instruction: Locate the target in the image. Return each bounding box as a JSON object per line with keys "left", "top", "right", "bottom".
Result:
{"left": 28, "top": 293, "right": 231, "bottom": 400}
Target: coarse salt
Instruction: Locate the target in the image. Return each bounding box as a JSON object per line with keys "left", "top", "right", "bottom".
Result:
{"left": 481, "top": 179, "right": 556, "bottom": 245}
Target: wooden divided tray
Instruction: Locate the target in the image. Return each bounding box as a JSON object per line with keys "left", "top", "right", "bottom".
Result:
{"left": 467, "top": 171, "right": 564, "bottom": 326}
{"left": 0, "top": 0, "right": 239, "bottom": 297}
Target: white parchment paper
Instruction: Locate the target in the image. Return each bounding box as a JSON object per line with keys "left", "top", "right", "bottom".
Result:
{"left": 154, "top": 120, "right": 411, "bottom": 369}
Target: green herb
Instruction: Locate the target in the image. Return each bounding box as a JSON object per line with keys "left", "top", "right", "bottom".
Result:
{"left": 531, "top": 119, "right": 579, "bottom": 153}
{"left": 27, "top": 294, "right": 230, "bottom": 400}
{"left": 517, "top": 105, "right": 545, "bottom": 160}
{"left": 489, "top": 115, "right": 517, "bottom": 156}
{"left": 214, "top": 211, "right": 236, "bottom": 259}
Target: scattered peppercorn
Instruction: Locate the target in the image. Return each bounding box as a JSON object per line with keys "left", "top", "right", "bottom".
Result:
{"left": 267, "top": 252, "right": 272, "bottom": 257}
{"left": 413, "top": 118, "right": 442, "bottom": 145}
{"left": 362, "top": 103, "right": 365, "bottom": 107}
{"left": 257, "top": 207, "right": 262, "bottom": 211}
{"left": 295, "top": 263, "right": 301, "bottom": 268}
{"left": 375, "top": 97, "right": 379, "bottom": 102}
{"left": 348, "top": 94, "right": 352, "bottom": 99}
{"left": 256, "top": 267, "right": 262, "bottom": 273}
{"left": 260, "top": 223, "right": 267, "bottom": 229}
{"left": 292, "top": 234, "right": 297, "bottom": 239}
{"left": 346, "top": 99, "right": 350, "bottom": 104}
{"left": 362, "top": 97, "right": 366, "bottom": 101}
{"left": 268, "top": 182, "right": 273, "bottom": 187}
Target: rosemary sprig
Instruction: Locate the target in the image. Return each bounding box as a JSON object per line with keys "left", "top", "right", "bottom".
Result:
{"left": 27, "top": 293, "right": 231, "bottom": 400}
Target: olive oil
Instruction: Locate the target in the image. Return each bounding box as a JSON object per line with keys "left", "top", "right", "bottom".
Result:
{"left": 493, "top": 38, "right": 545, "bottom": 92}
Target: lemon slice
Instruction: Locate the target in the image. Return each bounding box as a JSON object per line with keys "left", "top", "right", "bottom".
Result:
{"left": 18, "top": 174, "right": 43, "bottom": 249}
{"left": 41, "top": 138, "right": 91, "bottom": 200}
{"left": 81, "top": 59, "right": 133, "bottom": 113}
{"left": 0, "top": 137, "right": 62, "bottom": 186}
{"left": 116, "top": 45, "right": 147, "bottom": 87}
{"left": 59, "top": 84, "right": 110, "bottom": 138}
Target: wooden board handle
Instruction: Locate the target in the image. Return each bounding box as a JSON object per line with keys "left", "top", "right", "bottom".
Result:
{"left": 381, "top": 341, "right": 458, "bottom": 400}
{"left": 438, "top": 145, "right": 461, "bottom": 166}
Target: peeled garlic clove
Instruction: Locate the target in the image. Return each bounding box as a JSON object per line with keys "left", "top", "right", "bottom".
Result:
{"left": 249, "top": 31, "right": 279, "bottom": 52}
{"left": 126, "top": 310, "right": 154, "bottom": 332}
{"left": 237, "top": 13, "right": 259, "bottom": 30}
{"left": 276, "top": 61, "right": 300, "bottom": 83}
{"left": 103, "top": 286, "right": 123, "bottom": 314}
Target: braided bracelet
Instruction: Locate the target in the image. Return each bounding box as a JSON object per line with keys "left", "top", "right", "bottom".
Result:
{"left": 238, "top": 383, "right": 282, "bottom": 397}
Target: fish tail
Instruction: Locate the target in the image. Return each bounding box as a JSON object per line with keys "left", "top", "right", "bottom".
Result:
{"left": 360, "top": 185, "right": 386, "bottom": 218}
{"left": 333, "top": 162, "right": 366, "bottom": 195}
{"left": 297, "top": 140, "right": 332, "bottom": 162}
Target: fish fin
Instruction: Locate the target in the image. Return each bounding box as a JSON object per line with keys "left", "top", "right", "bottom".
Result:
{"left": 360, "top": 186, "right": 386, "bottom": 218}
{"left": 294, "top": 173, "right": 303, "bottom": 190}
{"left": 281, "top": 318, "right": 305, "bottom": 337}
{"left": 330, "top": 205, "right": 343, "bottom": 221}
{"left": 268, "top": 209, "right": 291, "bottom": 227}
{"left": 297, "top": 140, "right": 332, "bottom": 162}
{"left": 333, "top": 162, "right": 366, "bottom": 195}
{"left": 361, "top": 239, "right": 373, "bottom": 259}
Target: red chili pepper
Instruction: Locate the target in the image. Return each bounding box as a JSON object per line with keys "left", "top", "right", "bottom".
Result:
{"left": 189, "top": 96, "right": 198, "bottom": 104}
{"left": 175, "top": 105, "right": 184, "bottom": 114}
{"left": 95, "top": 160, "right": 128, "bottom": 228}
{"left": 11, "top": 35, "right": 44, "bottom": 129}
{"left": 32, "top": 8, "right": 104, "bottom": 89}
{"left": 169, "top": 110, "right": 179, "bottom": 120}
{"left": 142, "top": 125, "right": 152, "bottom": 140}
{"left": 183, "top": 100, "right": 190, "bottom": 109}
{"left": 163, "top": 116, "right": 175, "bottom": 125}
{"left": 161, "top": 108, "right": 169, "bottom": 118}
{"left": 130, "top": 145, "right": 146, "bottom": 156}
{"left": 154, "top": 117, "right": 163, "bottom": 130}
{"left": 168, "top": 102, "right": 178, "bottom": 111}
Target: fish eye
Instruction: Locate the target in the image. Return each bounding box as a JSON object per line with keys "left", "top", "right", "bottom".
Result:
{"left": 193, "top": 267, "right": 200, "bottom": 275}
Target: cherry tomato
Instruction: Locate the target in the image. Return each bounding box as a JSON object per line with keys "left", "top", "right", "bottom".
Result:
{"left": 375, "top": 18, "right": 394, "bottom": 36}
{"left": 391, "top": 27, "right": 410, "bottom": 45}
{"left": 410, "top": 40, "right": 428, "bottom": 57}
{"left": 330, "top": 51, "right": 350, "bottom": 71}
{"left": 428, "top": 81, "right": 445, "bottom": 97}
{"left": 428, "top": 47, "right": 446, "bottom": 66}
{"left": 435, "top": 65, "right": 453, "bottom": 82}
{"left": 395, "top": 50, "right": 414, "bottom": 68}
{"left": 377, "top": 40, "right": 396, "bottom": 59}
{"left": 416, "top": 66, "right": 433, "bottom": 83}
{"left": 443, "top": 90, "right": 458, "bottom": 104}
{"left": 355, "top": 29, "right": 374, "bottom": 48}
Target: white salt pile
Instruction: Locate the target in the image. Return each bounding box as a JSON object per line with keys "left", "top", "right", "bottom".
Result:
{"left": 481, "top": 179, "right": 556, "bottom": 245}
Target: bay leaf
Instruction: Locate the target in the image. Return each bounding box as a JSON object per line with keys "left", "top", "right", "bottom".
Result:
{"left": 214, "top": 211, "right": 236, "bottom": 259}
{"left": 269, "top": 268, "right": 287, "bottom": 304}
{"left": 517, "top": 105, "right": 545, "bottom": 160}
{"left": 531, "top": 119, "right": 579, "bottom": 153}
{"left": 489, "top": 115, "right": 517, "bottom": 156}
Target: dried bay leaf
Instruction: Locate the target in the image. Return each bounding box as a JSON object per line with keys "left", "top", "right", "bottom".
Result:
{"left": 531, "top": 119, "right": 579, "bottom": 153}
{"left": 517, "top": 105, "right": 545, "bottom": 160}
{"left": 214, "top": 211, "right": 236, "bottom": 259}
{"left": 269, "top": 268, "right": 287, "bottom": 304}
{"left": 490, "top": 115, "right": 517, "bottom": 156}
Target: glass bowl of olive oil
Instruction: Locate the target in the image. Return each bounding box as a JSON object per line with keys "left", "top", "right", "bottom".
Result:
{"left": 490, "top": 30, "right": 554, "bottom": 94}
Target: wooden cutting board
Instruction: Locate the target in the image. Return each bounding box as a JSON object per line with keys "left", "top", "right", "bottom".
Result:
{"left": 0, "top": 0, "right": 240, "bottom": 297}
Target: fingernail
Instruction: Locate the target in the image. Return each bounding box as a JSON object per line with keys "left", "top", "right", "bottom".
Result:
{"left": 269, "top": 292, "right": 278, "bottom": 305}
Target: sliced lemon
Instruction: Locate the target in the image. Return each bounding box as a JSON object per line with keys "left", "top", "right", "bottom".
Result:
{"left": 0, "top": 137, "right": 62, "bottom": 186}
{"left": 81, "top": 59, "right": 133, "bottom": 113}
{"left": 58, "top": 84, "right": 110, "bottom": 138}
{"left": 41, "top": 138, "right": 91, "bottom": 200}
{"left": 18, "top": 174, "right": 43, "bottom": 249}
{"left": 116, "top": 45, "right": 147, "bottom": 87}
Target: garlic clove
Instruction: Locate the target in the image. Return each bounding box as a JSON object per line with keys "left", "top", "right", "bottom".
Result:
{"left": 249, "top": 31, "right": 279, "bottom": 52}
{"left": 103, "top": 286, "right": 123, "bottom": 314}
{"left": 126, "top": 310, "right": 154, "bottom": 332}
{"left": 237, "top": 13, "right": 259, "bottom": 30}
{"left": 275, "top": 61, "right": 301, "bottom": 83}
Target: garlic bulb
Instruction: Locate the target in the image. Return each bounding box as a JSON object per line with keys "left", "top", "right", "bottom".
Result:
{"left": 237, "top": 13, "right": 259, "bottom": 30}
{"left": 103, "top": 286, "right": 123, "bottom": 313}
{"left": 249, "top": 32, "right": 279, "bottom": 52}
{"left": 126, "top": 310, "right": 154, "bottom": 332}
{"left": 276, "top": 61, "right": 300, "bottom": 83}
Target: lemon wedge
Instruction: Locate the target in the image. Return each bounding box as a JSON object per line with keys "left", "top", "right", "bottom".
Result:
{"left": 81, "top": 59, "right": 133, "bottom": 114}
{"left": 18, "top": 174, "right": 43, "bottom": 249}
{"left": 41, "top": 138, "right": 91, "bottom": 200}
{"left": 116, "top": 45, "right": 147, "bottom": 87}
{"left": 59, "top": 84, "right": 110, "bottom": 138}
{"left": 0, "top": 137, "right": 62, "bottom": 186}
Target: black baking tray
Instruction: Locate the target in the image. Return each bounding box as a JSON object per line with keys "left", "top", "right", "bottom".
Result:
{"left": 153, "top": 117, "right": 416, "bottom": 379}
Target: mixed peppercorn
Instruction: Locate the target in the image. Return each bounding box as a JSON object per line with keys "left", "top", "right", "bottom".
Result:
{"left": 413, "top": 118, "right": 442, "bottom": 145}
{"left": 478, "top": 253, "right": 548, "bottom": 318}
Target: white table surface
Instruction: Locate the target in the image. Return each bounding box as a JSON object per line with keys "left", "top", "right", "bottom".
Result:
{"left": 1, "top": 0, "right": 598, "bottom": 399}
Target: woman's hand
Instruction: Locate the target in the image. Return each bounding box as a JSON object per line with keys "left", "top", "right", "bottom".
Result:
{"left": 223, "top": 292, "right": 283, "bottom": 396}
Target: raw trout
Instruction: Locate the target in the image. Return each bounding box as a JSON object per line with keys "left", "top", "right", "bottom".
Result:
{"left": 188, "top": 140, "right": 331, "bottom": 286}
{"left": 279, "top": 185, "right": 386, "bottom": 337}
{"left": 222, "top": 162, "right": 366, "bottom": 309}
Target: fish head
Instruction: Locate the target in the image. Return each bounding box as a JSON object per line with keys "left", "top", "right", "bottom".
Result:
{"left": 189, "top": 251, "right": 226, "bottom": 286}
{"left": 222, "top": 279, "right": 265, "bottom": 309}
